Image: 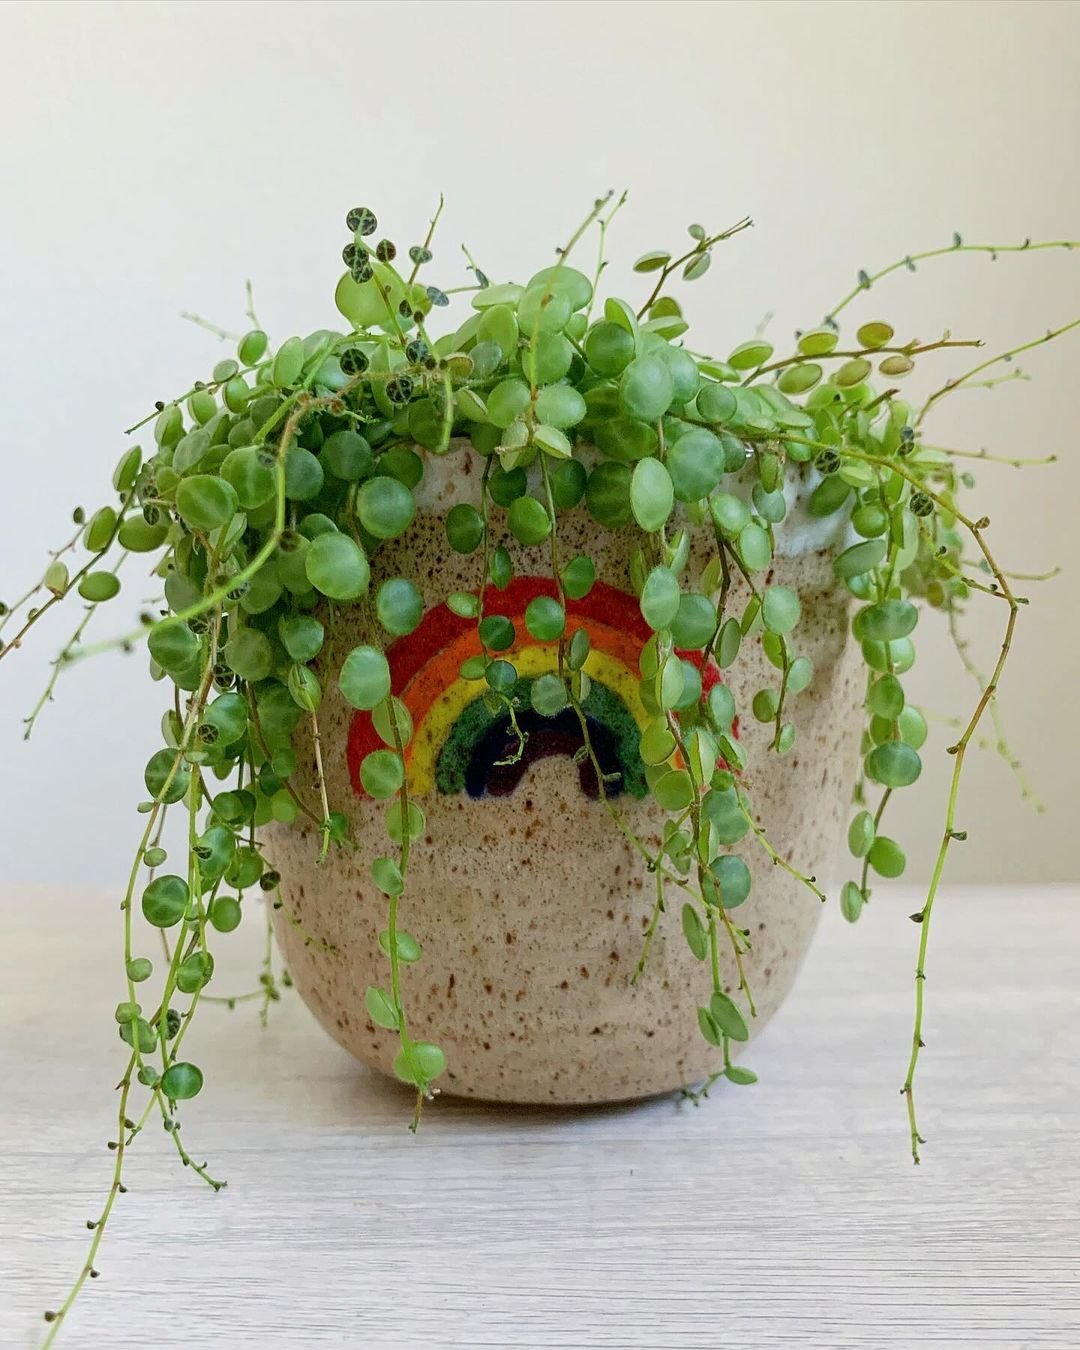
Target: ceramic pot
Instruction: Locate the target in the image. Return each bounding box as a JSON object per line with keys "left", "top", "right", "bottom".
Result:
{"left": 265, "top": 449, "right": 864, "bottom": 1104}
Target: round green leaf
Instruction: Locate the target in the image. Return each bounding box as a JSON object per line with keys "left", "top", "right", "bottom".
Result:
{"left": 534, "top": 425, "right": 572, "bottom": 460}
{"left": 712, "top": 854, "right": 752, "bottom": 908}
{"left": 524, "top": 596, "right": 565, "bottom": 641}
{"left": 619, "top": 355, "right": 674, "bottom": 421}
{"left": 640, "top": 566, "right": 680, "bottom": 631}
{"left": 175, "top": 475, "right": 238, "bottom": 531}
{"left": 585, "top": 321, "right": 635, "bottom": 376}
{"left": 632, "top": 250, "right": 671, "bottom": 273}
{"left": 142, "top": 875, "right": 189, "bottom": 928}
{"left": 78, "top": 571, "right": 121, "bottom": 602}
{"left": 397, "top": 1041, "right": 447, "bottom": 1086}
{"left": 867, "top": 741, "right": 922, "bottom": 788}
{"left": 284, "top": 447, "right": 324, "bottom": 501}
{"left": 531, "top": 672, "right": 567, "bottom": 716}
{"left": 835, "top": 357, "right": 872, "bottom": 387}
{"left": 594, "top": 416, "right": 658, "bottom": 463}
{"left": 707, "top": 683, "right": 736, "bottom": 731}
{"left": 305, "top": 532, "right": 370, "bottom": 600}
{"left": 550, "top": 458, "right": 587, "bottom": 511}
{"left": 681, "top": 903, "right": 708, "bottom": 960}
{"left": 177, "top": 951, "right": 215, "bottom": 994}
{"left": 667, "top": 429, "right": 725, "bottom": 502}
{"left": 376, "top": 578, "right": 424, "bottom": 636}
{"left": 899, "top": 706, "right": 928, "bottom": 749}
{"left": 508, "top": 496, "right": 551, "bottom": 547}
{"left": 484, "top": 660, "right": 516, "bottom": 694}
{"left": 161, "top": 1062, "right": 204, "bottom": 1101}
{"left": 857, "top": 321, "right": 895, "bottom": 349}
{"left": 585, "top": 462, "right": 632, "bottom": 528}
{"left": 640, "top": 720, "right": 677, "bottom": 766}
{"left": 868, "top": 675, "right": 905, "bottom": 719}
{"left": 117, "top": 516, "right": 168, "bottom": 553}
{"left": 144, "top": 748, "right": 189, "bottom": 804}
{"left": 854, "top": 600, "right": 918, "bottom": 643}
{"left": 710, "top": 492, "right": 750, "bottom": 536}
{"left": 378, "top": 447, "right": 423, "bottom": 489}
{"left": 716, "top": 618, "right": 741, "bottom": 668}
{"left": 728, "top": 339, "right": 774, "bottom": 371}
{"left": 279, "top": 614, "right": 325, "bottom": 663}
{"left": 724, "top": 1064, "right": 758, "bottom": 1085}
{"left": 339, "top": 646, "right": 391, "bottom": 710}
{"left": 535, "top": 385, "right": 586, "bottom": 429}
{"left": 562, "top": 554, "right": 595, "bottom": 599}
{"left": 489, "top": 467, "right": 527, "bottom": 509}
{"left": 372, "top": 856, "right": 404, "bottom": 896}
{"left": 225, "top": 629, "right": 273, "bottom": 682}
{"left": 360, "top": 749, "right": 404, "bottom": 798}
{"left": 210, "top": 896, "right": 243, "bottom": 933}
{"left": 356, "top": 476, "right": 415, "bottom": 539}
{"left": 737, "top": 522, "right": 772, "bottom": 573}
{"left": 528, "top": 264, "right": 593, "bottom": 312}
{"left": 787, "top": 656, "right": 813, "bottom": 694}
{"left": 653, "top": 768, "right": 694, "bottom": 811}
{"left": 323, "top": 430, "right": 373, "bottom": 481}
{"left": 487, "top": 378, "right": 531, "bottom": 429}
{"left": 630, "top": 458, "right": 674, "bottom": 532}
{"left": 761, "top": 586, "right": 801, "bottom": 636}
{"left": 833, "top": 539, "right": 887, "bottom": 579}
{"left": 448, "top": 592, "right": 480, "bottom": 618}
{"left": 479, "top": 615, "right": 515, "bottom": 651}
{"left": 709, "top": 989, "right": 749, "bottom": 1040}
{"left": 84, "top": 505, "right": 118, "bottom": 552}
{"left": 868, "top": 836, "right": 906, "bottom": 878}
{"left": 271, "top": 336, "right": 305, "bottom": 388}
{"left": 517, "top": 285, "right": 570, "bottom": 337}
{"left": 848, "top": 810, "right": 875, "bottom": 858}
{"left": 221, "top": 446, "right": 276, "bottom": 509}
{"left": 446, "top": 503, "right": 485, "bottom": 554}
{"left": 365, "top": 986, "right": 400, "bottom": 1031}
{"left": 840, "top": 881, "right": 865, "bottom": 923}
{"left": 287, "top": 663, "right": 321, "bottom": 712}
{"left": 777, "top": 363, "right": 823, "bottom": 395}
{"left": 696, "top": 383, "right": 737, "bottom": 423}
{"left": 798, "top": 328, "right": 838, "bottom": 357}
{"left": 862, "top": 636, "right": 916, "bottom": 675}
{"left": 671, "top": 593, "right": 717, "bottom": 650}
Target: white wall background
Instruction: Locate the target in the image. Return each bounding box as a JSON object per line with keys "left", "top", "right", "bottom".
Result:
{"left": 2, "top": 0, "right": 1078, "bottom": 886}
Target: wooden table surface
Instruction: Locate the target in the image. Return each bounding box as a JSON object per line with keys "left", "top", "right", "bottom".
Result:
{"left": 1, "top": 884, "right": 1076, "bottom": 1349}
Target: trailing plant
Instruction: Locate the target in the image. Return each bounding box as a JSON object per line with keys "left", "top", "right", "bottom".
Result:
{"left": 2, "top": 192, "right": 1074, "bottom": 1342}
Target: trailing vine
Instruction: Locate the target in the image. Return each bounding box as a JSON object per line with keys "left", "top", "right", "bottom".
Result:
{"left": 1, "top": 196, "right": 1074, "bottom": 1341}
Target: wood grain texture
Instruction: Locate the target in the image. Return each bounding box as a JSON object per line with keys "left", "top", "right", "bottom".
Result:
{"left": 0, "top": 884, "right": 1076, "bottom": 1349}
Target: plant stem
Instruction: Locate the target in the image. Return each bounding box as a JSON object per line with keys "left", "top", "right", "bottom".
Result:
{"left": 752, "top": 335, "right": 981, "bottom": 383}
{"left": 636, "top": 217, "right": 753, "bottom": 318}
{"left": 829, "top": 237, "right": 1080, "bottom": 319}
{"left": 406, "top": 193, "right": 445, "bottom": 287}
{"left": 918, "top": 316, "right": 1080, "bottom": 424}
{"left": 42, "top": 1062, "right": 136, "bottom": 1346}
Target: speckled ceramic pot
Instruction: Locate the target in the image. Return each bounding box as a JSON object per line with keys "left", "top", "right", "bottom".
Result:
{"left": 265, "top": 449, "right": 864, "bottom": 1104}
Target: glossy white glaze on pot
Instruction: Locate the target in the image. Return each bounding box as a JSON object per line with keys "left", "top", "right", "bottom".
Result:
{"left": 265, "top": 448, "right": 864, "bottom": 1104}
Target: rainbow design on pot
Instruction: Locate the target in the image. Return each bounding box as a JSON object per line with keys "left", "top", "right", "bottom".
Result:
{"left": 347, "top": 576, "right": 721, "bottom": 799}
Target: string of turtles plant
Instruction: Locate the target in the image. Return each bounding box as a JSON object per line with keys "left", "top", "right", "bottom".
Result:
{"left": 1, "top": 193, "right": 1075, "bottom": 1342}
